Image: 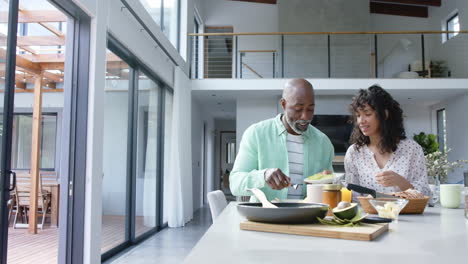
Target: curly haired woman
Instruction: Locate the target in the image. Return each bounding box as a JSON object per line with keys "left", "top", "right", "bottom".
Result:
{"left": 344, "top": 85, "right": 431, "bottom": 197}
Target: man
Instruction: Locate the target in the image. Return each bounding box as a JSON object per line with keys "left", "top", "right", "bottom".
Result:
{"left": 230, "top": 79, "right": 334, "bottom": 201}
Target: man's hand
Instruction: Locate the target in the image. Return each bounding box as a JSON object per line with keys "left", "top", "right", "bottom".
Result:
{"left": 376, "top": 170, "right": 413, "bottom": 190}
{"left": 264, "top": 168, "right": 290, "bottom": 190}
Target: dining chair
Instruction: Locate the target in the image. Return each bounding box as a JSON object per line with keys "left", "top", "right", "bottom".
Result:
{"left": 12, "top": 173, "right": 51, "bottom": 230}
{"left": 207, "top": 190, "right": 228, "bottom": 223}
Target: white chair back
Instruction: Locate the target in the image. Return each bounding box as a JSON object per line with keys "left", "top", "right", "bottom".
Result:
{"left": 207, "top": 190, "right": 228, "bottom": 222}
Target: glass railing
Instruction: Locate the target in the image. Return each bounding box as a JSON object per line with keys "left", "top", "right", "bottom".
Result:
{"left": 189, "top": 31, "right": 468, "bottom": 79}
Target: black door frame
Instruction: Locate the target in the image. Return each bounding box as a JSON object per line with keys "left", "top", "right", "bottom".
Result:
{"left": 0, "top": 0, "right": 91, "bottom": 263}
{"left": 0, "top": 1, "right": 19, "bottom": 263}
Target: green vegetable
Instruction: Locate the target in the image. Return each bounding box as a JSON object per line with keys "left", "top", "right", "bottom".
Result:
{"left": 316, "top": 209, "right": 368, "bottom": 227}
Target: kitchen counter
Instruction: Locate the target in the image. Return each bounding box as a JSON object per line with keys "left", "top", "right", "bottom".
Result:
{"left": 184, "top": 202, "right": 468, "bottom": 264}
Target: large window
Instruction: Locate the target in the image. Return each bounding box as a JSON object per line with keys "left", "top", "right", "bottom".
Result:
{"left": 135, "top": 72, "right": 160, "bottom": 237}
{"left": 436, "top": 108, "right": 447, "bottom": 152}
{"left": 139, "top": 0, "right": 180, "bottom": 49}
{"left": 101, "top": 49, "right": 130, "bottom": 255}
{"left": 163, "top": 89, "right": 173, "bottom": 225}
{"left": 11, "top": 113, "right": 57, "bottom": 170}
{"left": 447, "top": 13, "right": 460, "bottom": 40}
{"left": 101, "top": 39, "right": 173, "bottom": 261}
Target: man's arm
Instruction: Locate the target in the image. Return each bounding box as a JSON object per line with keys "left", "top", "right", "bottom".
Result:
{"left": 229, "top": 125, "right": 267, "bottom": 196}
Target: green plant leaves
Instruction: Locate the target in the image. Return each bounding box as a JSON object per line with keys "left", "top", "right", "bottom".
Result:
{"left": 413, "top": 132, "right": 439, "bottom": 155}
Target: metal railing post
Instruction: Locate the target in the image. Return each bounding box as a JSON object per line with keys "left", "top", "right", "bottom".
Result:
{"left": 240, "top": 52, "right": 243, "bottom": 79}
{"left": 273, "top": 52, "right": 276, "bottom": 78}
{"left": 374, "top": 34, "right": 378, "bottom": 78}
{"left": 327, "top": 34, "right": 331, "bottom": 78}
{"left": 235, "top": 36, "right": 238, "bottom": 79}
{"left": 421, "top": 34, "right": 426, "bottom": 77}
{"left": 281, "top": 35, "right": 284, "bottom": 78}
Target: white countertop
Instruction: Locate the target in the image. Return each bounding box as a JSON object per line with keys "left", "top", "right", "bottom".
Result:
{"left": 184, "top": 202, "right": 468, "bottom": 264}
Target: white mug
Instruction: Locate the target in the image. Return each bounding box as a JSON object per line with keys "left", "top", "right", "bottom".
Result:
{"left": 304, "top": 184, "right": 324, "bottom": 203}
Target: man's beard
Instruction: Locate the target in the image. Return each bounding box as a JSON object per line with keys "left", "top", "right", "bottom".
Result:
{"left": 284, "top": 114, "right": 311, "bottom": 135}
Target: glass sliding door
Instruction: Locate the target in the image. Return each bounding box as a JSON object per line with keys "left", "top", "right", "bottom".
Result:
{"left": 162, "top": 89, "right": 173, "bottom": 224}
{"left": 134, "top": 72, "right": 160, "bottom": 238}
{"left": 101, "top": 49, "right": 131, "bottom": 254}
{"left": 0, "top": 1, "right": 16, "bottom": 263}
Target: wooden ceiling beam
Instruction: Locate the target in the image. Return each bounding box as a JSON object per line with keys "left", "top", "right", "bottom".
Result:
{"left": 0, "top": 35, "right": 66, "bottom": 46}
{"left": 38, "top": 22, "right": 65, "bottom": 37}
{"left": 21, "top": 53, "right": 66, "bottom": 63}
{"left": 0, "top": 10, "right": 67, "bottom": 23}
{"left": 19, "top": 46, "right": 38, "bottom": 55}
{"left": 39, "top": 62, "right": 64, "bottom": 70}
{"left": 370, "top": 0, "right": 441, "bottom": 7}
{"left": 229, "top": 0, "right": 276, "bottom": 4}
{"left": 370, "top": 2, "right": 428, "bottom": 18}
{"left": 0, "top": 48, "right": 42, "bottom": 74}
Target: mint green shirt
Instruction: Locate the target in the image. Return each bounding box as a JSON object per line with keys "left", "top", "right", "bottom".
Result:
{"left": 230, "top": 114, "right": 335, "bottom": 201}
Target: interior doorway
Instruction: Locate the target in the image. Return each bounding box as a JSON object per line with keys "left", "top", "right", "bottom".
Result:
{"left": 219, "top": 131, "right": 235, "bottom": 200}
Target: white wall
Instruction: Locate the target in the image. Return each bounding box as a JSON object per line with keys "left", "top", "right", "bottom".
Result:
{"left": 427, "top": 0, "right": 468, "bottom": 77}
{"left": 191, "top": 98, "right": 216, "bottom": 209}
{"left": 236, "top": 97, "right": 278, "bottom": 148}
{"left": 431, "top": 94, "right": 468, "bottom": 183}
{"left": 401, "top": 103, "right": 432, "bottom": 138}
{"left": 279, "top": 0, "right": 370, "bottom": 78}
{"left": 191, "top": 100, "right": 203, "bottom": 210}
{"left": 370, "top": 14, "right": 431, "bottom": 77}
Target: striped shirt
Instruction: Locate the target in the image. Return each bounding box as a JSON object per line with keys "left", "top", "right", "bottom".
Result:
{"left": 286, "top": 133, "right": 304, "bottom": 199}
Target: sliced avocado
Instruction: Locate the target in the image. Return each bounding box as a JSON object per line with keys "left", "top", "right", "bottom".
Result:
{"left": 332, "top": 203, "right": 358, "bottom": 220}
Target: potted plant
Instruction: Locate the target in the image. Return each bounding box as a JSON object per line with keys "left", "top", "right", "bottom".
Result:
{"left": 425, "top": 149, "right": 468, "bottom": 184}
{"left": 430, "top": 60, "right": 449, "bottom": 77}
{"left": 414, "top": 132, "right": 468, "bottom": 205}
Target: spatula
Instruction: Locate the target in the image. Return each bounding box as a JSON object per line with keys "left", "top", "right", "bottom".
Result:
{"left": 247, "top": 188, "right": 278, "bottom": 208}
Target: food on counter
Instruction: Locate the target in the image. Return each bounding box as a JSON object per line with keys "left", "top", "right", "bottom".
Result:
{"left": 375, "top": 202, "right": 400, "bottom": 219}
{"left": 390, "top": 189, "right": 425, "bottom": 199}
{"left": 336, "top": 201, "right": 352, "bottom": 209}
{"left": 306, "top": 173, "right": 334, "bottom": 181}
{"left": 332, "top": 202, "right": 358, "bottom": 220}
{"left": 317, "top": 207, "right": 368, "bottom": 227}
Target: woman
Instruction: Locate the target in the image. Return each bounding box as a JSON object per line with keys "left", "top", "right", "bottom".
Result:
{"left": 344, "top": 85, "right": 431, "bottom": 197}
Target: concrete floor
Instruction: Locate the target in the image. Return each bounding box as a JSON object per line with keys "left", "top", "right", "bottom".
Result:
{"left": 105, "top": 206, "right": 212, "bottom": 264}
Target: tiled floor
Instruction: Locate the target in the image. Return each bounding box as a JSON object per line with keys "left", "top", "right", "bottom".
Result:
{"left": 105, "top": 206, "right": 212, "bottom": 264}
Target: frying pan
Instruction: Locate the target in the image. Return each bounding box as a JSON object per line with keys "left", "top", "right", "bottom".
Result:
{"left": 237, "top": 202, "right": 329, "bottom": 224}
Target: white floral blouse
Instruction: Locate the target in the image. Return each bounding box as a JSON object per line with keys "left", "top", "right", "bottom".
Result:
{"left": 344, "top": 139, "right": 432, "bottom": 197}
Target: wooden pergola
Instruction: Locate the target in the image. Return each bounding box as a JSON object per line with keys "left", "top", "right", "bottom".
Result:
{"left": 0, "top": 7, "right": 129, "bottom": 234}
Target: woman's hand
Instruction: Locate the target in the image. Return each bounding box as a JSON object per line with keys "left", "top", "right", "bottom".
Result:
{"left": 376, "top": 170, "right": 413, "bottom": 191}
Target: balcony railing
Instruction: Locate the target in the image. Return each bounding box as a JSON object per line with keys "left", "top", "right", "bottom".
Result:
{"left": 189, "top": 30, "right": 468, "bottom": 79}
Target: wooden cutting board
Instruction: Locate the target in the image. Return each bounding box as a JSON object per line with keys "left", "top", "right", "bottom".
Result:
{"left": 240, "top": 221, "right": 389, "bottom": 241}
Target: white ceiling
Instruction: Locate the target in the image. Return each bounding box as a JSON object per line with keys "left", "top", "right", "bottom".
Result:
{"left": 192, "top": 78, "right": 468, "bottom": 120}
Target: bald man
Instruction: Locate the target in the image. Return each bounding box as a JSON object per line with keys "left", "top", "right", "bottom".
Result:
{"left": 230, "top": 79, "right": 334, "bottom": 201}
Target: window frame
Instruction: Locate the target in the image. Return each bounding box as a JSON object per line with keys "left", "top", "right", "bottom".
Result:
{"left": 101, "top": 33, "right": 172, "bottom": 262}
{"left": 446, "top": 13, "right": 460, "bottom": 40}
{"left": 436, "top": 108, "right": 447, "bottom": 152}
{"left": 10, "top": 112, "right": 58, "bottom": 171}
